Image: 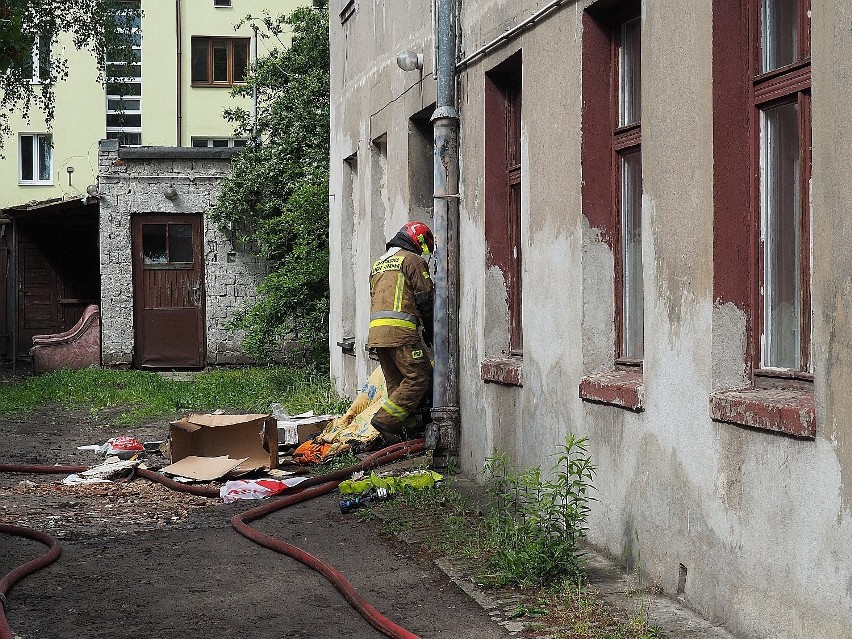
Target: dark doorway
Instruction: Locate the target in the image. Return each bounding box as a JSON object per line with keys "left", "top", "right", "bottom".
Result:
{"left": 132, "top": 214, "right": 206, "bottom": 368}
{"left": 15, "top": 213, "right": 100, "bottom": 357}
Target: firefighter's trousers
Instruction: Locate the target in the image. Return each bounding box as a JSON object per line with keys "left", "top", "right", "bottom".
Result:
{"left": 371, "top": 345, "right": 432, "bottom": 439}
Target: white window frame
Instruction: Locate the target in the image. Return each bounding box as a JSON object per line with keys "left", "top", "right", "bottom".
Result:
{"left": 191, "top": 137, "right": 247, "bottom": 148}
{"left": 105, "top": 1, "right": 142, "bottom": 146}
{"left": 28, "top": 35, "right": 51, "bottom": 84}
{"left": 19, "top": 133, "right": 53, "bottom": 185}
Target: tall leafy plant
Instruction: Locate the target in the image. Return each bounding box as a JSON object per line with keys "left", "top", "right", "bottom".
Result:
{"left": 0, "top": 0, "right": 140, "bottom": 150}
{"left": 482, "top": 435, "right": 597, "bottom": 587}
{"left": 210, "top": 5, "right": 330, "bottom": 367}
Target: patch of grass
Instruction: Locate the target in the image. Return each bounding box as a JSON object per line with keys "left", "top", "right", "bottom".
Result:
{"left": 0, "top": 367, "right": 350, "bottom": 424}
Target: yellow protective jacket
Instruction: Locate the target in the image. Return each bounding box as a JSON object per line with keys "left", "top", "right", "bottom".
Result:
{"left": 367, "top": 247, "right": 433, "bottom": 347}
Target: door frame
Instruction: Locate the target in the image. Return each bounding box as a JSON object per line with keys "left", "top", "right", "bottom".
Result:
{"left": 131, "top": 213, "right": 206, "bottom": 369}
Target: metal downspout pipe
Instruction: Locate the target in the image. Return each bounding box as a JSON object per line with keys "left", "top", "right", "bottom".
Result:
{"left": 429, "top": 0, "right": 460, "bottom": 463}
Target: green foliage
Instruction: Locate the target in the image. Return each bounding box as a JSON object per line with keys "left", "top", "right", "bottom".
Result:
{"left": 482, "top": 435, "right": 597, "bottom": 587}
{"left": 372, "top": 459, "right": 660, "bottom": 638}
{"left": 210, "top": 6, "right": 330, "bottom": 366}
{"left": 0, "top": 0, "right": 140, "bottom": 150}
{"left": 0, "top": 366, "right": 349, "bottom": 424}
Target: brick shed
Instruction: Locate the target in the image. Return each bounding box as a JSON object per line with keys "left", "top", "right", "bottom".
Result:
{"left": 98, "top": 139, "right": 267, "bottom": 368}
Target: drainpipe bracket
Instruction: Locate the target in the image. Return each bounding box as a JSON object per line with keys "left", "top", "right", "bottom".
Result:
{"left": 431, "top": 106, "right": 459, "bottom": 122}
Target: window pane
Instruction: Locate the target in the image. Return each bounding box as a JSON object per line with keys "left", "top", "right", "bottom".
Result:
{"left": 37, "top": 135, "right": 51, "bottom": 181}
{"left": 233, "top": 40, "right": 249, "bottom": 82}
{"left": 20, "top": 135, "right": 34, "bottom": 181}
{"left": 762, "top": 0, "right": 798, "bottom": 73}
{"left": 108, "top": 98, "right": 140, "bottom": 111}
{"left": 106, "top": 113, "right": 142, "bottom": 127}
{"left": 143, "top": 224, "right": 168, "bottom": 264}
{"left": 211, "top": 139, "right": 228, "bottom": 147}
{"left": 106, "top": 81, "right": 141, "bottom": 97}
{"left": 169, "top": 224, "right": 193, "bottom": 263}
{"left": 107, "top": 62, "right": 141, "bottom": 78}
{"left": 619, "top": 17, "right": 641, "bottom": 127}
{"left": 119, "top": 132, "right": 142, "bottom": 146}
{"left": 622, "top": 149, "right": 643, "bottom": 359}
{"left": 23, "top": 40, "right": 34, "bottom": 79}
{"left": 233, "top": 139, "right": 247, "bottom": 147}
{"left": 37, "top": 35, "right": 51, "bottom": 80}
{"left": 191, "top": 39, "right": 209, "bottom": 83}
{"left": 761, "top": 101, "right": 801, "bottom": 369}
{"left": 212, "top": 42, "right": 228, "bottom": 82}
{"left": 192, "top": 138, "right": 210, "bottom": 147}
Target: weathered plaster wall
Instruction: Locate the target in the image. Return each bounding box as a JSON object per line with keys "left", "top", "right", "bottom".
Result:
{"left": 329, "top": 0, "right": 437, "bottom": 397}
{"left": 329, "top": 1, "right": 852, "bottom": 637}
{"left": 98, "top": 141, "right": 266, "bottom": 366}
{"left": 455, "top": 0, "right": 587, "bottom": 478}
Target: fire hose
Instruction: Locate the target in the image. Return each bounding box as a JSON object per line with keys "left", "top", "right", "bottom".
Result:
{"left": 0, "top": 439, "right": 426, "bottom": 639}
{"left": 0, "top": 524, "right": 62, "bottom": 639}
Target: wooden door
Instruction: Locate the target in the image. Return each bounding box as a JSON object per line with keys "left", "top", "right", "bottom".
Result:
{"left": 132, "top": 215, "right": 205, "bottom": 368}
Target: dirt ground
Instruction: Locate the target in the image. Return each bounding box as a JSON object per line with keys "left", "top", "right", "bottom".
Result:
{"left": 0, "top": 404, "right": 511, "bottom": 639}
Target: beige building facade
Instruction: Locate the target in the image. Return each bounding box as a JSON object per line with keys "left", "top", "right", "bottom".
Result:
{"left": 329, "top": 1, "right": 852, "bottom": 637}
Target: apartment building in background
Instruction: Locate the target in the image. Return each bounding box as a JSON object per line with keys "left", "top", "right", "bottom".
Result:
{"left": 0, "top": 0, "right": 309, "bottom": 367}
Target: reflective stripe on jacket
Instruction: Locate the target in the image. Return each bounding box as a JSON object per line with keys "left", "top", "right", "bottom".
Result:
{"left": 367, "top": 248, "right": 433, "bottom": 347}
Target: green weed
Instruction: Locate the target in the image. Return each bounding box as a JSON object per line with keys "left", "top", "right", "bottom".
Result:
{"left": 482, "top": 434, "right": 596, "bottom": 587}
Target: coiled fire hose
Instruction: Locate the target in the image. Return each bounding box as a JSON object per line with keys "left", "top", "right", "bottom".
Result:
{"left": 0, "top": 524, "right": 62, "bottom": 639}
{"left": 0, "top": 438, "right": 426, "bottom": 639}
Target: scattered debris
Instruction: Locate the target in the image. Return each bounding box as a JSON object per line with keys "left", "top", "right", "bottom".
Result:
{"left": 59, "top": 457, "right": 142, "bottom": 486}
{"left": 220, "top": 477, "right": 307, "bottom": 503}
{"left": 99, "top": 436, "right": 145, "bottom": 459}
{"left": 277, "top": 412, "right": 335, "bottom": 446}
{"left": 339, "top": 470, "right": 443, "bottom": 496}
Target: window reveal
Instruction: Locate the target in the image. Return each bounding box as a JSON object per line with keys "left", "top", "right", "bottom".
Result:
{"left": 485, "top": 52, "right": 523, "bottom": 356}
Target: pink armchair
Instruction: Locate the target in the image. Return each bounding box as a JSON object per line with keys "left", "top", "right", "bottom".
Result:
{"left": 30, "top": 305, "right": 101, "bottom": 373}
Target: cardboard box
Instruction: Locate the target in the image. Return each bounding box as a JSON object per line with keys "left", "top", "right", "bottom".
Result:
{"left": 162, "top": 455, "right": 248, "bottom": 482}
{"left": 169, "top": 413, "right": 277, "bottom": 472}
{"left": 277, "top": 414, "right": 335, "bottom": 445}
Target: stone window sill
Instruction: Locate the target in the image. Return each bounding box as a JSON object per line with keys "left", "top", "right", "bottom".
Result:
{"left": 709, "top": 387, "right": 815, "bottom": 438}
{"left": 481, "top": 357, "right": 523, "bottom": 387}
{"left": 579, "top": 370, "right": 644, "bottom": 411}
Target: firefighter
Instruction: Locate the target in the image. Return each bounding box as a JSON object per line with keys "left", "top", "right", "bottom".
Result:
{"left": 367, "top": 220, "right": 435, "bottom": 445}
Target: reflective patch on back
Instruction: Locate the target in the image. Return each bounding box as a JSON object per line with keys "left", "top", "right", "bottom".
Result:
{"left": 371, "top": 254, "right": 405, "bottom": 277}
{"left": 412, "top": 349, "right": 424, "bottom": 359}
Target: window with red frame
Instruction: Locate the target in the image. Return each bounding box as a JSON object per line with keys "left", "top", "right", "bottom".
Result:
{"left": 752, "top": 0, "right": 811, "bottom": 374}
{"left": 485, "top": 53, "right": 523, "bottom": 355}
{"left": 581, "top": 2, "right": 643, "bottom": 366}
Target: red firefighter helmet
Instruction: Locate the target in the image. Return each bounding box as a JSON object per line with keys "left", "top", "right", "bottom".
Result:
{"left": 402, "top": 220, "right": 434, "bottom": 256}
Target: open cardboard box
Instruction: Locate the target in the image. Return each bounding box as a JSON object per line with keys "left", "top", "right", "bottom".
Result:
{"left": 168, "top": 413, "right": 277, "bottom": 476}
